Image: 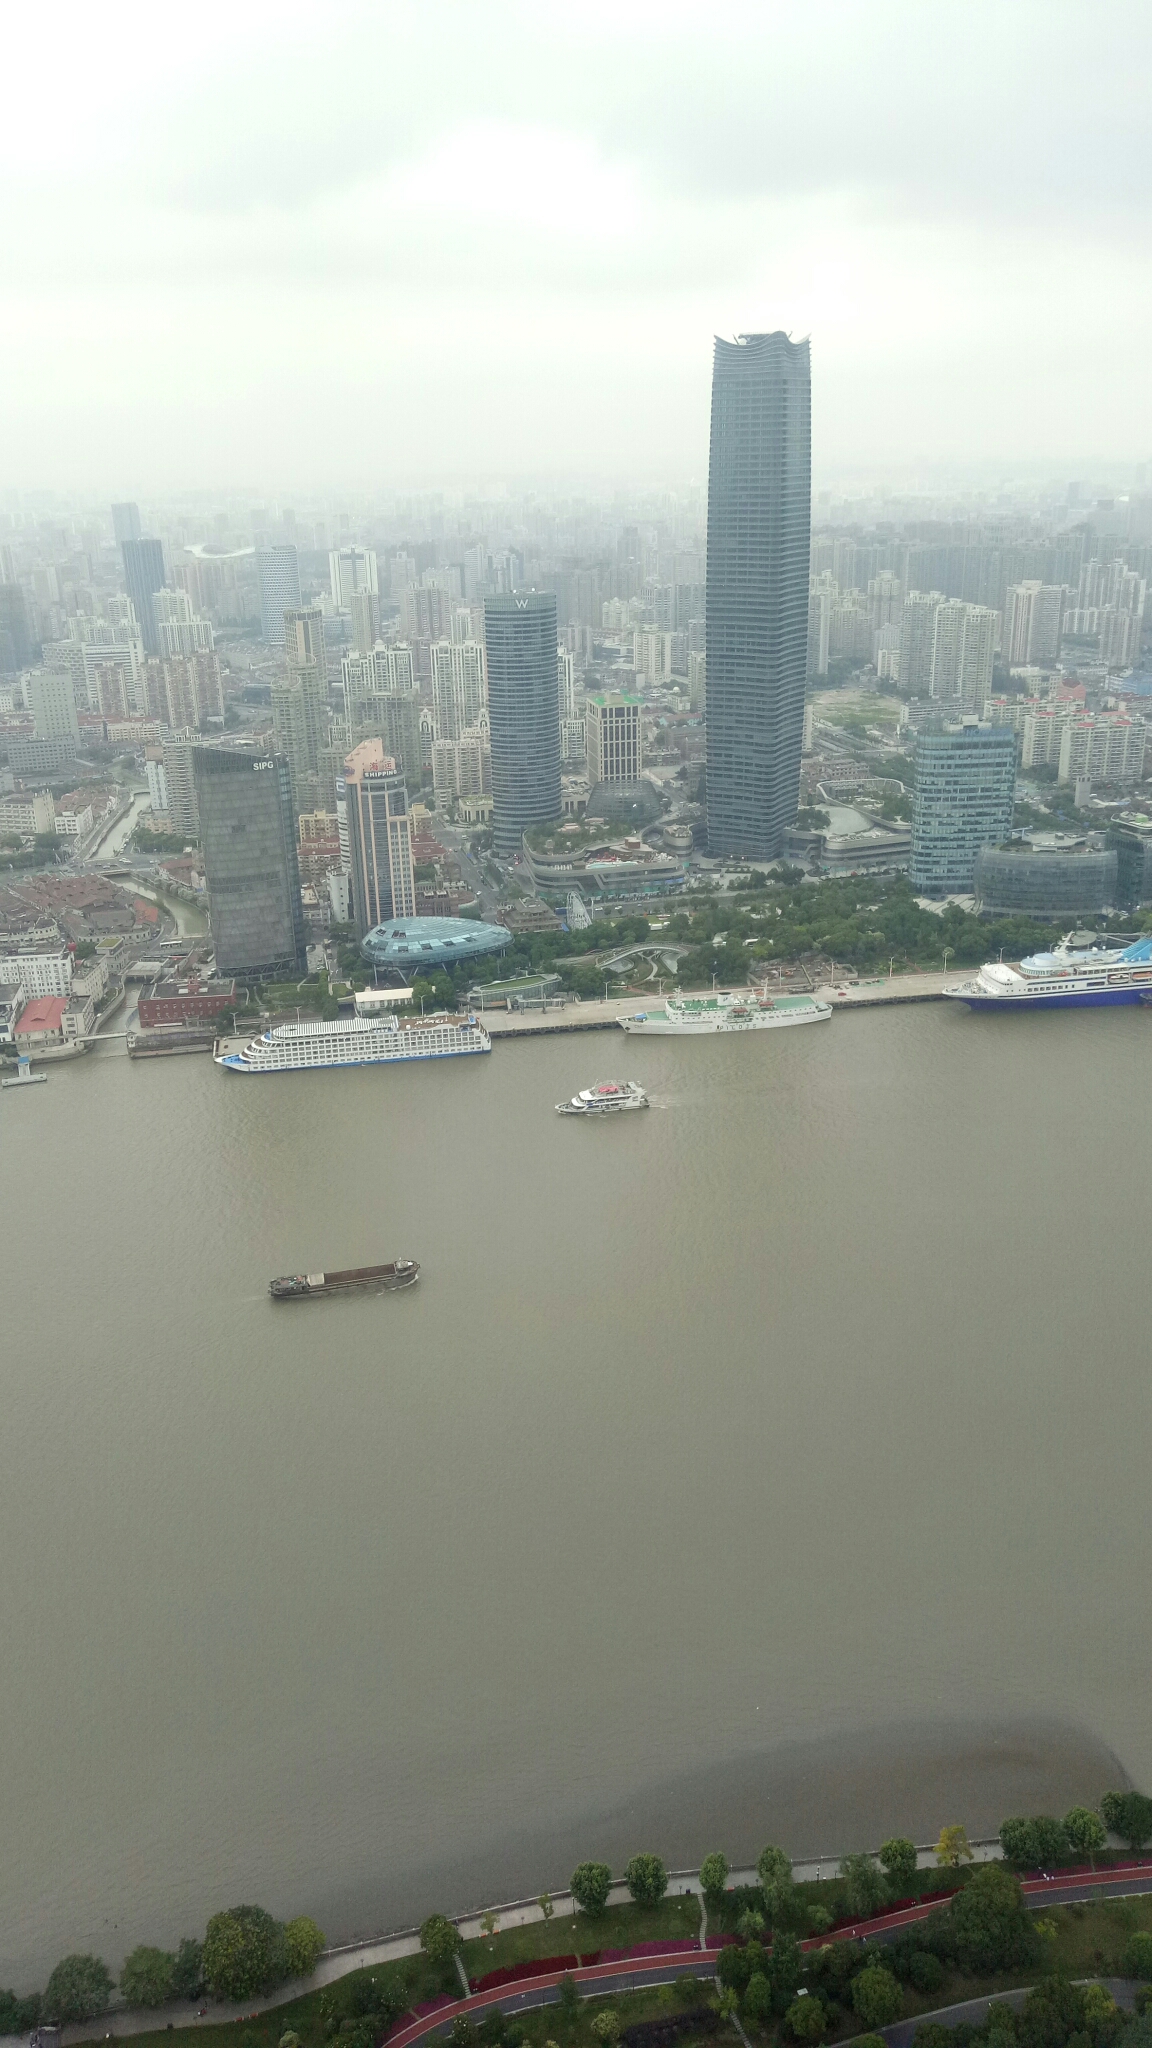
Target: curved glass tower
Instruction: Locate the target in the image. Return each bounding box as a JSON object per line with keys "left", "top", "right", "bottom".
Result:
{"left": 706, "top": 332, "right": 811, "bottom": 859}
{"left": 484, "top": 591, "right": 561, "bottom": 858}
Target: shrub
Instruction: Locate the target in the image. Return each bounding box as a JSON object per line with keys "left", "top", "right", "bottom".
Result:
{"left": 280, "top": 2034, "right": 302, "bottom": 2048}
{"left": 450, "top": 2019, "right": 476, "bottom": 2048}
{"left": 590, "top": 2012, "right": 621, "bottom": 2044}
{"left": 625, "top": 1855, "right": 669, "bottom": 1907}
{"left": 420, "top": 1914, "right": 462, "bottom": 1965}
{"left": 284, "top": 1917, "right": 326, "bottom": 1979}
{"left": 571, "top": 1862, "right": 614, "bottom": 1916}
{"left": 699, "top": 1853, "right": 729, "bottom": 1902}
{"left": 120, "top": 1946, "right": 175, "bottom": 2008}
{"left": 913, "top": 2030, "right": 954, "bottom": 2048}
{"left": 909, "top": 1952, "right": 944, "bottom": 1995}
{"left": 43, "top": 1955, "right": 115, "bottom": 2025}
{"left": 852, "top": 1968, "right": 904, "bottom": 2028}
{"left": 1124, "top": 1933, "right": 1152, "bottom": 1980}
{"left": 743, "top": 1974, "right": 773, "bottom": 2028}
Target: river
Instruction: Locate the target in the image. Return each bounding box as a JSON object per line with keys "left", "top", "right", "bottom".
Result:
{"left": 1, "top": 1004, "right": 1148, "bottom": 1983}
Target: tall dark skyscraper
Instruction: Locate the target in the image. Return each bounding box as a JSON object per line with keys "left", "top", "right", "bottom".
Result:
{"left": 121, "top": 535, "right": 167, "bottom": 656}
{"left": 194, "top": 750, "right": 306, "bottom": 978}
{"left": 705, "top": 332, "right": 811, "bottom": 859}
{"left": 484, "top": 591, "right": 561, "bottom": 858}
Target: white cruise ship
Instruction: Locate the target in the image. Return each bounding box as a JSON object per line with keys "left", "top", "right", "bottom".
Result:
{"left": 948, "top": 934, "right": 1152, "bottom": 1011}
{"left": 619, "top": 990, "right": 832, "bottom": 1035}
{"left": 216, "top": 1011, "right": 491, "bottom": 1073}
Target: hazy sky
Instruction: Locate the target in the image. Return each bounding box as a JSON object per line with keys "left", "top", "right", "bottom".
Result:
{"left": 3, "top": 0, "right": 1150, "bottom": 495}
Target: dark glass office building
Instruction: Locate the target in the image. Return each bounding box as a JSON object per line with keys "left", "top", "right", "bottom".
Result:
{"left": 121, "top": 535, "right": 167, "bottom": 655}
{"left": 484, "top": 591, "right": 561, "bottom": 857}
{"left": 705, "top": 332, "right": 811, "bottom": 859}
{"left": 194, "top": 750, "right": 306, "bottom": 978}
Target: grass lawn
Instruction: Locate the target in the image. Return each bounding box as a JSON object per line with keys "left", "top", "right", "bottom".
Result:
{"left": 463, "top": 1895, "right": 702, "bottom": 1975}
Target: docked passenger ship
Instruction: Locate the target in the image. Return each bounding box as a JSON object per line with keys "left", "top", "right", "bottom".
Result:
{"left": 949, "top": 933, "right": 1152, "bottom": 1010}
{"left": 216, "top": 1011, "right": 491, "bottom": 1073}
{"left": 619, "top": 991, "right": 832, "bottom": 1034}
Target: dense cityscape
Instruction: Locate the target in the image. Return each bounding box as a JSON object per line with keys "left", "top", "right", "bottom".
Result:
{"left": 3, "top": 351, "right": 1152, "bottom": 1068}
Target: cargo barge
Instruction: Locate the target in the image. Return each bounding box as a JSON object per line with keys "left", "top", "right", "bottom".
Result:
{"left": 269, "top": 1260, "right": 419, "bottom": 1300}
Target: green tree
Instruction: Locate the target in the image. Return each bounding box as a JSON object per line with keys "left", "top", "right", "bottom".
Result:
{"left": 589, "top": 2012, "right": 621, "bottom": 2044}
{"left": 1101, "top": 1791, "right": 1152, "bottom": 1851}
{"left": 839, "top": 1853, "right": 887, "bottom": 1918}
{"left": 624, "top": 1853, "right": 668, "bottom": 1906}
{"left": 698, "top": 1852, "right": 729, "bottom": 1903}
{"left": 420, "top": 1914, "right": 463, "bottom": 1965}
{"left": 935, "top": 1824, "right": 974, "bottom": 1867}
{"left": 1124, "top": 1933, "right": 1152, "bottom": 1979}
{"left": 1000, "top": 1817, "right": 1040, "bottom": 1867}
{"left": 852, "top": 1968, "right": 903, "bottom": 2028}
{"left": 787, "top": 1995, "right": 827, "bottom": 2042}
{"left": 758, "top": 1844, "right": 795, "bottom": 1924}
{"left": 948, "top": 1865, "right": 1035, "bottom": 1974}
{"left": 769, "top": 1933, "right": 803, "bottom": 2013}
{"left": 570, "top": 1862, "right": 614, "bottom": 1916}
{"left": 120, "top": 1946, "right": 175, "bottom": 2008}
{"left": 879, "top": 1838, "right": 918, "bottom": 1893}
{"left": 558, "top": 1976, "right": 580, "bottom": 2025}
{"left": 280, "top": 2033, "right": 302, "bottom": 2048}
{"left": 43, "top": 1955, "right": 115, "bottom": 2024}
{"left": 283, "top": 1917, "right": 325, "bottom": 1979}
{"left": 1063, "top": 1807, "right": 1106, "bottom": 1867}
{"left": 170, "top": 1938, "right": 204, "bottom": 2000}
{"left": 743, "top": 1974, "right": 773, "bottom": 2029}
{"left": 202, "top": 1907, "right": 287, "bottom": 2000}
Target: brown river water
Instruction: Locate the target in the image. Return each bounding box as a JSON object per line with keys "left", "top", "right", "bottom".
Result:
{"left": 1, "top": 1001, "right": 1148, "bottom": 1984}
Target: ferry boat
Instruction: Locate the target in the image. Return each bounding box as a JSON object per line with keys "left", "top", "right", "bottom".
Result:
{"left": 557, "top": 1080, "right": 649, "bottom": 1115}
{"left": 216, "top": 1011, "right": 491, "bottom": 1073}
{"left": 948, "top": 934, "right": 1152, "bottom": 1010}
{"left": 618, "top": 991, "right": 832, "bottom": 1035}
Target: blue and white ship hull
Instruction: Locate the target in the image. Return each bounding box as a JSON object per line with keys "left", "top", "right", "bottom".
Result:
{"left": 216, "top": 1012, "right": 491, "bottom": 1072}
{"left": 949, "top": 935, "right": 1152, "bottom": 1011}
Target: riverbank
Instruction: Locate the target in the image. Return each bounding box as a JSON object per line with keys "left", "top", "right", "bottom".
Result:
{"left": 52, "top": 1865, "right": 1152, "bottom": 2048}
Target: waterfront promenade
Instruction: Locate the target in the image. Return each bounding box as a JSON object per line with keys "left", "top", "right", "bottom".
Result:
{"left": 481, "top": 972, "right": 971, "bottom": 1038}
{"left": 46, "top": 1853, "right": 1152, "bottom": 2048}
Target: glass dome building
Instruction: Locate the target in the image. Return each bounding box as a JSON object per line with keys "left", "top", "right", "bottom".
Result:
{"left": 360, "top": 915, "right": 512, "bottom": 973}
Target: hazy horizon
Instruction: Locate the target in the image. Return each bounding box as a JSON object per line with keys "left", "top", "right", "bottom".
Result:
{"left": 2, "top": 0, "right": 1151, "bottom": 495}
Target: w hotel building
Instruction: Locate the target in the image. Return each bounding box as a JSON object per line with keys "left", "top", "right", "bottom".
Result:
{"left": 343, "top": 740, "right": 417, "bottom": 938}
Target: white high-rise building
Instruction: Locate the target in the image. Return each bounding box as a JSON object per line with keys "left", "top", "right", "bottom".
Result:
{"left": 585, "top": 694, "right": 642, "bottom": 784}
{"left": 329, "top": 548, "right": 379, "bottom": 611}
{"left": 154, "top": 588, "right": 214, "bottom": 658}
{"left": 899, "top": 591, "right": 944, "bottom": 695}
{"left": 1003, "top": 582, "right": 1064, "bottom": 667}
{"left": 25, "top": 669, "right": 80, "bottom": 745}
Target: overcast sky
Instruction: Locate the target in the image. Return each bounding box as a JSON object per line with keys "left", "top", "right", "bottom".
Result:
{"left": 2, "top": 0, "right": 1150, "bottom": 496}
